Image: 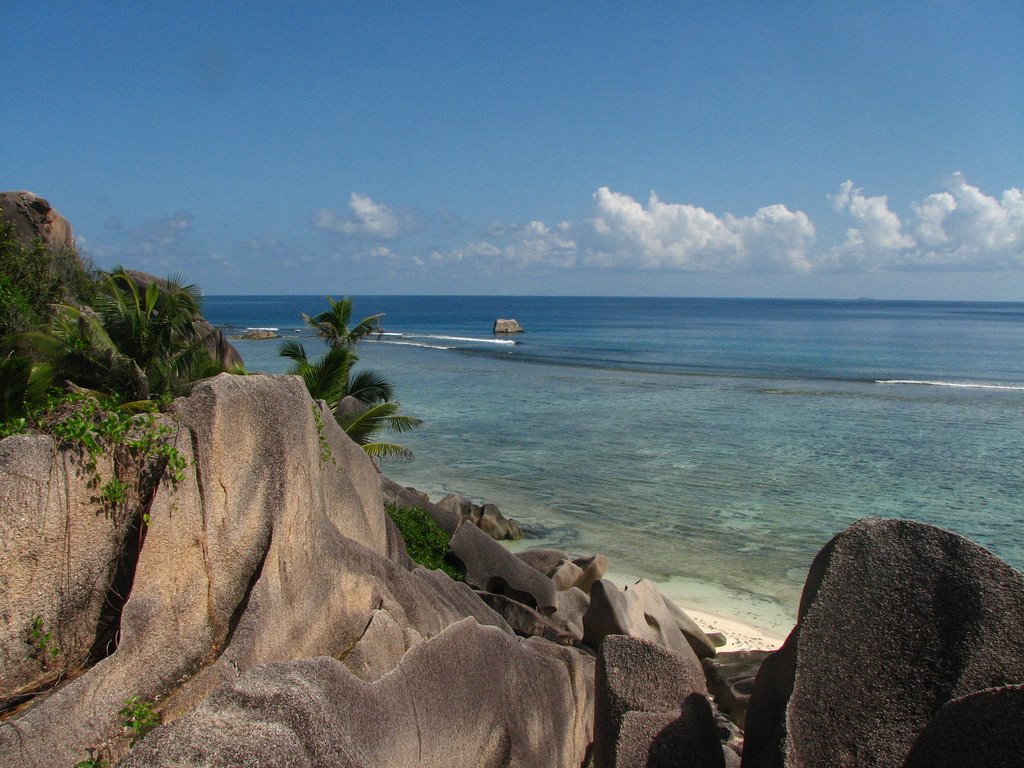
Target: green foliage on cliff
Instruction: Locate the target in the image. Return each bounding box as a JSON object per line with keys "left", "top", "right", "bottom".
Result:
{"left": 0, "top": 211, "right": 97, "bottom": 338}
{"left": 385, "top": 503, "right": 464, "bottom": 581}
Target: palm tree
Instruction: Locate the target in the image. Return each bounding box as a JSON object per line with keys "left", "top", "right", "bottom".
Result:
{"left": 17, "top": 267, "right": 222, "bottom": 401}
{"left": 282, "top": 297, "right": 420, "bottom": 459}
{"left": 302, "top": 296, "right": 383, "bottom": 349}
{"left": 335, "top": 400, "right": 422, "bottom": 460}
{"left": 279, "top": 341, "right": 394, "bottom": 408}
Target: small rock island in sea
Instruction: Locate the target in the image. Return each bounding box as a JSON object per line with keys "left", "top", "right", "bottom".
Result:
{"left": 493, "top": 317, "right": 524, "bottom": 333}
{"left": 2, "top": 192, "right": 1022, "bottom": 767}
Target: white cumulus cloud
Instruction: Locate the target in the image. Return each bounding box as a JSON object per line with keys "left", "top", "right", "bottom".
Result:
{"left": 587, "top": 187, "right": 815, "bottom": 272}
{"left": 826, "top": 175, "right": 1023, "bottom": 271}
{"left": 313, "top": 193, "right": 405, "bottom": 238}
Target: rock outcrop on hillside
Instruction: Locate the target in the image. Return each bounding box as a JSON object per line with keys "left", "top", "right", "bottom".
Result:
{"left": 0, "top": 191, "right": 75, "bottom": 252}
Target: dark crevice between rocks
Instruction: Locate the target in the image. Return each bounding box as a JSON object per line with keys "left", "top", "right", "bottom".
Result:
{"left": 86, "top": 451, "right": 163, "bottom": 665}
{"left": 221, "top": 544, "right": 268, "bottom": 653}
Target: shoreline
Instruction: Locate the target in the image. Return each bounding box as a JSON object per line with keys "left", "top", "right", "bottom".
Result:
{"left": 602, "top": 568, "right": 792, "bottom": 652}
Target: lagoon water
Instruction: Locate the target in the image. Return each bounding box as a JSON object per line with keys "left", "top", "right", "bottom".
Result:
{"left": 204, "top": 295, "right": 1024, "bottom": 634}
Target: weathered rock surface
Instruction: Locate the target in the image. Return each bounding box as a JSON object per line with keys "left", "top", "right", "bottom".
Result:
{"left": 121, "top": 618, "right": 594, "bottom": 768}
{"left": 0, "top": 375, "right": 515, "bottom": 765}
{"left": 0, "top": 434, "right": 135, "bottom": 705}
{"left": 0, "top": 191, "right": 74, "bottom": 252}
{"left": 438, "top": 492, "right": 523, "bottom": 540}
{"left": 450, "top": 519, "right": 558, "bottom": 612}
{"left": 901, "top": 683, "right": 1024, "bottom": 768}
{"left": 594, "top": 635, "right": 713, "bottom": 768}
{"left": 702, "top": 650, "right": 772, "bottom": 729}
{"left": 493, "top": 318, "right": 524, "bottom": 333}
{"left": 517, "top": 547, "right": 609, "bottom": 593}
{"left": 583, "top": 578, "right": 716, "bottom": 660}
{"left": 477, "top": 591, "right": 575, "bottom": 645}
{"left": 742, "top": 517, "right": 1024, "bottom": 768}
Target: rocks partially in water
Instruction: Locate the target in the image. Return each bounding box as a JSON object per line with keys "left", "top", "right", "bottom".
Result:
{"left": 5, "top": 370, "right": 1023, "bottom": 767}
{"left": 235, "top": 328, "right": 280, "bottom": 340}
{"left": 493, "top": 317, "right": 524, "bottom": 333}
{"left": 438, "top": 492, "right": 524, "bottom": 540}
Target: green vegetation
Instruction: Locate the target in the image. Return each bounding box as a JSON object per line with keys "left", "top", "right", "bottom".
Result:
{"left": 27, "top": 615, "right": 60, "bottom": 670}
{"left": 74, "top": 749, "right": 109, "bottom": 768}
{"left": 0, "top": 211, "right": 96, "bottom": 340}
{"left": 16, "top": 267, "right": 224, "bottom": 402}
{"left": 119, "top": 695, "right": 160, "bottom": 744}
{"left": 386, "top": 503, "right": 464, "bottom": 581}
{"left": 283, "top": 296, "right": 422, "bottom": 461}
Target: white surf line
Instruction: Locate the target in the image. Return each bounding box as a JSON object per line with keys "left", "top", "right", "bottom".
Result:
{"left": 876, "top": 379, "right": 1024, "bottom": 391}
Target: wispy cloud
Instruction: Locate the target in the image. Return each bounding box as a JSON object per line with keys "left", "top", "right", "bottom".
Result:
{"left": 83, "top": 210, "right": 198, "bottom": 273}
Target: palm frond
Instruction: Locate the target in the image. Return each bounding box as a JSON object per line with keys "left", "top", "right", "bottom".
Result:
{"left": 347, "top": 367, "right": 394, "bottom": 404}
{"left": 361, "top": 441, "right": 415, "bottom": 460}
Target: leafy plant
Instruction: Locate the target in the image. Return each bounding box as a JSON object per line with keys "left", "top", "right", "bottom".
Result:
{"left": 74, "top": 749, "right": 109, "bottom": 768}
{"left": 100, "top": 477, "right": 129, "bottom": 509}
{"left": 119, "top": 695, "right": 160, "bottom": 744}
{"left": 27, "top": 615, "right": 59, "bottom": 669}
{"left": 311, "top": 403, "right": 334, "bottom": 466}
{"left": 385, "top": 504, "right": 464, "bottom": 581}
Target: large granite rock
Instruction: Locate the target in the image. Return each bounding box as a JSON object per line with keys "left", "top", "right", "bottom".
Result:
{"left": 517, "top": 548, "right": 609, "bottom": 593}
{"left": 901, "top": 683, "right": 1024, "bottom": 768}
{"left": 594, "top": 635, "right": 716, "bottom": 768}
{"left": 493, "top": 318, "right": 524, "bottom": 333}
{"left": 121, "top": 618, "right": 594, "bottom": 768}
{"left": 0, "top": 375, "right": 514, "bottom": 765}
{"left": 583, "top": 578, "right": 717, "bottom": 659}
{"left": 0, "top": 191, "right": 74, "bottom": 252}
{"left": 0, "top": 433, "right": 138, "bottom": 707}
{"left": 450, "top": 519, "right": 558, "bottom": 613}
{"left": 742, "top": 517, "right": 1024, "bottom": 768}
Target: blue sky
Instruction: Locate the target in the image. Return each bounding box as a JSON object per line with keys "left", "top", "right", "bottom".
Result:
{"left": 4, "top": 2, "right": 1022, "bottom": 299}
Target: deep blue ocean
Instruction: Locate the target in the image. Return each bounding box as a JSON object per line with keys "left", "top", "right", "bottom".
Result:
{"left": 203, "top": 295, "right": 1024, "bottom": 632}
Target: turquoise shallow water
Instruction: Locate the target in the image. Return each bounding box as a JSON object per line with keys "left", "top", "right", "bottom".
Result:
{"left": 205, "top": 296, "right": 1024, "bottom": 632}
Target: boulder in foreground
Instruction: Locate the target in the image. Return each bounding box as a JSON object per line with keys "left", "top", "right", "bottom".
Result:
{"left": 742, "top": 517, "right": 1024, "bottom": 768}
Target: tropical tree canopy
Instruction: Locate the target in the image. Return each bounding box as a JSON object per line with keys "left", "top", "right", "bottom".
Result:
{"left": 283, "top": 296, "right": 420, "bottom": 460}
{"left": 14, "top": 266, "right": 223, "bottom": 401}
{"left": 302, "top": 296, "right": 384, "bottom": 349}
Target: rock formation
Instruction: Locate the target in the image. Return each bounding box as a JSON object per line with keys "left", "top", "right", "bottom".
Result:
{"left": 0, "top": 375, "right": 591, "bottom": 766}
{"left": 0, "top": 191, "right": 75, "bottom": 253}
{"left": 438, "top": 491, "right": 524, "bottom": 540}
{"left": 493, "top": 318, "right": 524, "bottom": 333}
{"left": 742, "top": 517, "right": 1024, "bottom": 768}
{"left": 594, "top": 635, "right": 725, "bottom": 768}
